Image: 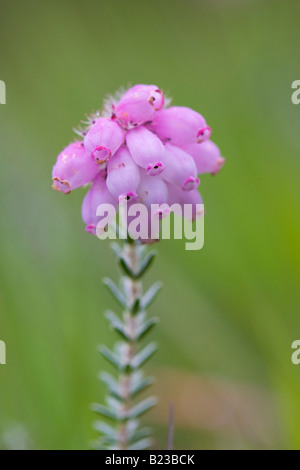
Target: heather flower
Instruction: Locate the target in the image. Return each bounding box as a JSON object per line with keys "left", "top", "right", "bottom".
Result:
{"left": 168, "top": 183, "right": 204, "bottom": 221}
{"left": 52, "top": 84, "right": 224, "bottom": 240}
{"left": 84, "top": 117, "right": 125, "bottom": 165}
{"left": 126, "top": 126, "right": 166, "bottom": 176}
{"left": 147, "top": 106, "right": 211, "bottom": 146}
{"left": 52, "top": 141, "right": 99, "bottom": 194}
{"left": 114, "top": 84, "right": 165, "bottom": 128}
{"left": 81, "top": 172, "right": 117, "bottom": 235}
{"left": 106, "top": 146, "right": 141, "bottom": 202}
{"left": 138, "top": 171, "right": 169, "bottom": 209}
{"left": 51, "top": 84, "right": 225, "bottom": 451}
{"left": 161, "top": 143, "right": 199, "bottom": 191}
{"left": 182, "top": 140, "right": 225, "bottom": 175}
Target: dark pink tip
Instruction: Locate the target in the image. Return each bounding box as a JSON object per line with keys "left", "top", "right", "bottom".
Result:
{"left": 85, "top": 224, "right": 97, "bottom": 235}
{"left": 197, "top": 126, "right": 212, "bottom": 143}
{"left": 146, "top": 161, "right": 166, "bottom": 176}
{"left": 119, "top": 192, "right": 138, "bottom": 203}
{"left": 91, "top": 146, "right": 112, "bottom": 164}
{"left": 52, "top": 177, "right": 71, "bottom": 194}
{"left": 182, "top": 176, "right": 200, "bottom": 191}
{"left": 148, "top": 89, "right": 165, "bottom": 111}
{"left": 153, "top": 206, "right": 171, "bottom": 219}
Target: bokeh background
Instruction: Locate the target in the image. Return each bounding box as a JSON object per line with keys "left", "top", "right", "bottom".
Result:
{"left": 0, "top": 0, "right": 300, "bottom": 450}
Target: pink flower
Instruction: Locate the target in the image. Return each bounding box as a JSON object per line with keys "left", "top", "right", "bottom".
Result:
{"left": 106, "top": 146, "right": 140, "bottom": 202}
{"left": 126, "top": 126, "right": 166, "bottom": 176}
{"left": 182, "top": 140, "right": 225, "bottom": 175}
{"left": 114, "top": 84, "right": 164, "bottom": 128}
{"left": 147, "top": 106, "right": 209, "bottom": 146}
{"left": 160, "top": 143, "right": 199, "bottom": 191}
{"left": 84, "top": 117, "right": 124, "bottom": 165}
{"left": 168, "top": 184, "right": 204, "bottom": 221}
{"left": 138, "top": 172, "right": 169, "bottom": 209}
{"left": 82, "top": 172, "right": 117, "bottom": 235}
{"left": 127, "top": 174, "right": 169, "bottom": 243}
{"left": 52, "top": 142, "right": 100, "bottom": 194}
{"left": 52, "top": 84, "right": 224, "bottom": 240}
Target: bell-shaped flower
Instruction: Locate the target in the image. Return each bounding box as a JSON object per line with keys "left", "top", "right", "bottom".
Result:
{"left": 81, "top": 173, "right": 117, "bottom": 235}
{"left": 138, "top": 172, "right": 169, "bottom": 210}
{"left": 52, "top": 141, "right": 100, "bottom": 194}
{"left": 106, "top": 146, "right": 141, "bottom": 203}
{"left": 84, "top": 117, "right": 124, "bottom": 165}
{"left": 168, "top": 184, "right": 204, "bottom": 221}
{"left": 126, "top": 126, "right": 166, "bottom": 176}
{"left": 161, "top": 143, "right": 199, "bottom": 191}
{"left": 148, "top": 106, "right": 209, "bottom": 146}
{"left": 182, "top": 140, "right": 225, "bottom": 175}
{"left": 114, "top": 84, "right": 164, "bottom": 128}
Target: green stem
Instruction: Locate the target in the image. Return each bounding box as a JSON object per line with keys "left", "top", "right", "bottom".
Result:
{"left": 92, "top": 239, "right": 161, "bottom": 450}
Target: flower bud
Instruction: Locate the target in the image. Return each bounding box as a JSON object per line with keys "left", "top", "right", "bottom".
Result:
{"left": 148, "top": 106, "right": 209, "bottom": 146}
{"left": 114, "top": 84, "right": 164, "bottom": 127}
{"left": 81, "top": 173, "right": 117, "bottom": 235}
{"left": 161, "top": 143, "right": 199, "bottom": 191}
{"left": 52, "top": 142, "right": 99, "bottom": 194}
{"left": 138, "top": 172, "right": 169, "bottom": 209}
{"left": 106, "top": 146, "right": 140, "bottom": 202}
{"left": 168, "top": 184, "right": 204, "bottom": 221}
{"left": 84, "top": 117, "right": 124, "bottom": 165}
{"left": 182, "top": 140, "right": 225, "bottom": 175}
{"left": 126, "top": 126, "right": 166, "bottom": 176}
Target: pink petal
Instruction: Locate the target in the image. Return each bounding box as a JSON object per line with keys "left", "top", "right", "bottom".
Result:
{"left": 52, "top": 141, "right": 100, "bottom": 194}
{"left": 126, "top": 126, "right": 166, "bottom": 175}
{"left": 106, "top": 146, "right": 140, "bottom": 202}
{"left": 137, "top": 171, "right": 169, "bottom": 208}
{"left": 168, "top": 184, "right": 204, "bottom": 221}
{"left": 114, "top": 84, "right": 165, "bottom": 128}
{"left": 182, "top": 140, "right": 225, "bottom": 175}
{"left": 148, "top": 106, "right": 208, "bottom": 146}
{"left": 160, "top": 143, "right": 199, "bottom": 191}
{"left": 84, "top": 117, "right": 124, "bottom": 165}
{"left": 81, "top": 173, "right": 117, "bottom": 235}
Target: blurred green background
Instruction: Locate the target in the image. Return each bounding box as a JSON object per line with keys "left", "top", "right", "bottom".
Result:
{"left": 0, "top": 0, "right": 300, "bottom": 450}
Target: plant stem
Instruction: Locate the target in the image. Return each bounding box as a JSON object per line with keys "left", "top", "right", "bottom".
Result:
{"left": 92, "top": 238, "right": 162, "bottom": 450}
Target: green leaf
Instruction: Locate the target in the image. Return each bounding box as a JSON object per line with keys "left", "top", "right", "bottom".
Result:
{"left": 130, "top": 297, "right": 141, "bottom": 315}
{"left": 141, "top": 282, "right": 163, "bottom": 309}
{"left": 131, "top": 343, "right": 157, "bottom": 369}
{"left": 110, "top": 242, "right": 122, "bottom": 258}
{"left": 128, "top": 437, "right": 153, "bottom": 450}
{"left": 135, "top": 251, "right": 156, "bottom": 279}
{"left": 106, "top": 396, "right": 123, "bottom": 414}
{"left": 103, "top": 278, "right": 126, "bottom": 307}
{"left": 99, "top": 372, "right": 123, "bottom": 400}
{"left": 93, "top": 421, "right": 118, "bottom": 440}
{"left": 136, "top": 318, "right": 159, "bottom": 340}
{"left": 126, "top": 397, "right": 157, "bottom": 419}
{"left": 99, "top": 345, "right": 121, "bottom": 370}
{"left": 119, "top": 256, "right": 135, "bottom": 278}
{"left": 105, "top": 311, "right": 130, "bottom": 341}
{"left": 130, "top": 376, "right": 155, "bottom": 397}
{"left": 91, "top": 403, "right": 118, "bottom": 422}
{"left": 129, "top": 427, "right": 152, "bottom": 445}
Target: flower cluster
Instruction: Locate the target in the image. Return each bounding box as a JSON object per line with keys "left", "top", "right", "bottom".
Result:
{"left": 52, "top": 84, "right": 225, "bottom": 238}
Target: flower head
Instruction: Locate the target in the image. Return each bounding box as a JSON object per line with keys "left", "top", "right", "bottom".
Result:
{"left": 52, "top": 84, "right": 225, "bottom": 240}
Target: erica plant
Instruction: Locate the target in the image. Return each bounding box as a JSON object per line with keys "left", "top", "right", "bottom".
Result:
{"left": 52, "top": 84, "right": 224, "bottom": 450}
